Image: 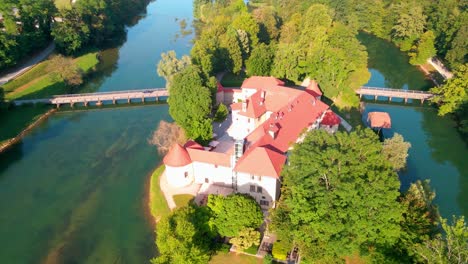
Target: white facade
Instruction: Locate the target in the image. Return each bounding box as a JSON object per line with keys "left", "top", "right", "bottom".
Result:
{"left": 236, "top": 172, "right": 279, "bottom": 208}
{"left": 165, "top": 164, "right": 194, "bottom": 188}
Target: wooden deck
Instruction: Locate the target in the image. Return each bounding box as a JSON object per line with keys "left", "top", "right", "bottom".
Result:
{"left": 13, "top": 88, "right": 169, "bottom": 107}
{"left": 357, "top": 86, "right": 433, "bottom": 103}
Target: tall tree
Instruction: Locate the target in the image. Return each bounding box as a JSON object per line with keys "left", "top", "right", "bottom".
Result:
{"left": 246, "top": 43, "right": 275, "bottom": 76}
{"left": 157, "top": 50, "right": 191, "bottom": 88}
{"left": 382, "top": 133, "right": 411, "bottom": 171}
{"left": 168, "top": 65, "right": 213, "bottom": 144}
{"left": 207, "top": 194, "right": 263, "bottom": 237}
{"left": 431, "top": 64, "right": 468, "bottom": 116}
{"left": 410, "top": 30, "right": 437, "bottom": 65}
{"left": 271, "top": 129, "right": 402, "bottom": 261}
{"left": 152, "top": 206, "right": 213, "bottom": 264}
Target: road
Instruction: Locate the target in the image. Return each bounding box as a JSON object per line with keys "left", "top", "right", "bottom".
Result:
{"left": 0, "top": 42, "right": 55, "bottom": 86}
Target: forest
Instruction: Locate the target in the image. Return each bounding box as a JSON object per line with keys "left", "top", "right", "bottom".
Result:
{"left": 0, "top": 0, "right": 151, "bottom": 71}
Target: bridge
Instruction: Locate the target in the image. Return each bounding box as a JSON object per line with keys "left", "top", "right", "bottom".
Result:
{"left": 13, "top": 88, "right": 169, "bottom": 107}
{"left": 356, "top": 86, "right": 433, "bottom": 104}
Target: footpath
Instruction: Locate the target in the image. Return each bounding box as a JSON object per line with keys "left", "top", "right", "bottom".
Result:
{"left": 0, "top": 43, "right": 55, "bottom": 86}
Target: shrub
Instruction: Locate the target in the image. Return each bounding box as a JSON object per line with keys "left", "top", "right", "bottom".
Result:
{"left": 214, "top": 103, "right": 228, "bottom": 122}
{"left": 272, "top": 240, "right": 290, "bottom": 261}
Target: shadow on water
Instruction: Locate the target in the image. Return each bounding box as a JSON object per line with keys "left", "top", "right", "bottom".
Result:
{"left": 357, "top": 32, "right": 433, "bottom": 91}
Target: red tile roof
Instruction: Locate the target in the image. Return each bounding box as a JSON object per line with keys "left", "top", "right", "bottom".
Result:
{"left": 306, "top": 80, "right": 322, "bottom": 96}
{"left": 368, "top": 112, "right": 391, "bottom": 128}
{"left": 321, "top": 110, "right": 341, "bottom": 126}
{"left": 163, "top": 144, "right": 192, "bottom": 167}
{"left": 234, "top": 147, "right": 286, "bottom": 178}
{"left": 186, "top": 148, "right": 231, "bottom": 167}
{"left": 238, "top": 90, "right": 267, "bottom": 118}
{"left": 184, "top": 140, "right": 204, "bottom": 150}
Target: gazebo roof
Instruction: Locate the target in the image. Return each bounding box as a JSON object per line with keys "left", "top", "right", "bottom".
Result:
{"left": 367, "top": 112, "right": 391, "bottom": 128}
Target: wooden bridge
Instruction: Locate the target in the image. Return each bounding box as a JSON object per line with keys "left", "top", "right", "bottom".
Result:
{"left": 357, "top": 86, "right": 433, "bottom": 104}
{"left": 13, "top": 88, "right": 169, "bottom": 107}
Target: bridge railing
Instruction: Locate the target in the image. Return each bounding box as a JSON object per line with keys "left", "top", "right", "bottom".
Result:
{"left": 359, "top": 86, "right": 432, "bottom": 94}
{"left": 51, "top": 88, "right": 168, "bottom": 98}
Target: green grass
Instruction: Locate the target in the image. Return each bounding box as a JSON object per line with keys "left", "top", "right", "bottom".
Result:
{"left": 173, "top": 194, "right": 194, "bottom": 208}
{"left": 2, "top": 62, "right": 50, "bottom": 92}
{"left": 243, "top": 245, "right": 259, "bottom": 255}
{"left": 220, "top": 72, "right": 247, "bottom": 87}
{"left": 2, "top": 52, "right": 99, "bottom": 100}
{"left": 209, "top": 252, "right": 261, "bottom": 264}
{"left": 0, "top": 104, "right": 51, "bottom": 143}
{"left": 149, "top": 165, "right": 171, "bottom": 222}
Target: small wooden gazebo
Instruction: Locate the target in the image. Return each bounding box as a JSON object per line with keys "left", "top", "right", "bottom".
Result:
{"left": 367, "top": 112, "right": 391, "bottom": 129}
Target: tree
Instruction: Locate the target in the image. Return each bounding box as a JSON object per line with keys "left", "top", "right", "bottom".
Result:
{"left": 148, "top": 121, "right": 186, "bottom": 154}
{"left": 207, "top": 194, "right": 263, "bottom": 237}
{"left": 157, "top": 50, "right": 191, "bottom": 88}
{"left": 413, "top": 216, "right": 468, "bottom": 264}
{"left": 410, "top": 31, "right": 437, "bottom": 65}
{"left": 392, "top": 5, "right": 426, "bottom": 40}
{"left": 396, "top": 180, "right": 439, "bottom": 261}
{"left": 52, "top": 8, "right": 90, "bottom": 55}
{"left": 214, "top": 103, "right": 228, "bottom": 122}
{"left": 229, "top": 228, "right": 260, "bottom": 250}
{"left": 219, "top": 28, "right": 243, "bottom": 74}
{"left": 152, "top": 206, "right": 213, "bottom": 264}
{"left": 252, "top": 6, "right": 280, "bottom": 43}
{"left": 271, "top": 129, "right": 402, "bottom": 260}
{"left": 382, "top": 133, "right": 411, "bottom": 171}
{"left": 431, "top": 64, "right": 468, "bottom": 116}
{"left": 47, "top": 55, "right": 84, "bottom": 87}
{"left": 231, "top": 12, "right": 260, "bottom": 54}
{"left": 168, "top": 65, "right": 213, "bottom": 144}
{"left": 446, "top": 23, "right": 468, "bottom": 68}
{"left": 246, "top": 43, "right": 275, "bottom": 76}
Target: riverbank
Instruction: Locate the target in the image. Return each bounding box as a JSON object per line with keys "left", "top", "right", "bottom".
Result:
{"left": 148, "top": 164, "right": 170, "bottom": 224}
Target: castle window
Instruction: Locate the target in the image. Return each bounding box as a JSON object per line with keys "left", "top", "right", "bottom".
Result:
{"left": 214, "top": 164, "right": 218, "bottom": 168}
{"left": 250, "top": 185, "right": 256, "bottom": 192}
{"left": 184, "top": 172, "right": 188, "bottom": 178}
{"left": 205, "top": 178, "right": 209, "bottom": 183}
{"left": 260, "top": 200, "right": 269, "bottom": 206}
{"left": 257, "top": 186, "right": 262, "bottom": 193}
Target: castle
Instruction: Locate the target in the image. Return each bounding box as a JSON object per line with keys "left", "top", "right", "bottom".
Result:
{"left": 163, "top": 76, "right": 341, "bottom": 209}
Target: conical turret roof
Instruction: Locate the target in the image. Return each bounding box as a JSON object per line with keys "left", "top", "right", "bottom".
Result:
{"left": 163, "top": 144, "right": 192, "bottom": 167}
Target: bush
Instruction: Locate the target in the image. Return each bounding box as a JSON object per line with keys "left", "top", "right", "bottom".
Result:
{"left": 219, "top": 243, "right": 231, "bottom": 253}
{"left": 263, "top": 254, "right": 273, "bottom": 264}
{"left": 272, "top": 240, "right": 290, "bottom": 261}
{"left": 214, "top": 103, "right": 228, "bottom": 122}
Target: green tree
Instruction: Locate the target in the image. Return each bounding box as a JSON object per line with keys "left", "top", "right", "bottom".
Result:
{"left": 168, "top": 65, "right": 213, "bottom": 144}
{"left": 410, "top": 31, "right": 437, "bottom": 65}
{"left": 231, "top": 12, "right": 260, "bottom": 53}
{"left": 382, "top": 133, "right": 411, "bottom": 171}
{"left": 392, "top": 5, "right": 426, "bottom": 40}
{"left": 151, "top": 206, "right": 213, "bottom": 264}
{"left": 207, "top": 194, "right": 263, "bottom": 237}
{"left": 396, "top": 180, "right": 439, "bottom": 261}
{"left": 246, "top": 43, "right": 275, "bottom": 76}
{"left": 446, "top": 23, "right": 468, "bottom": 68}
{"left": 52, "top": 9, "right": 91, "bottom": 54}
{"left": 431, "top": 64, "right": 468, "bottom": 116}
{"left": 413, "top": 216, "right": 468, "bottom": 264}
{"left": 214, "top": 103, "right": 228, "bottom": 122}
{"left": 271, "top": 129, "right": 402, "bottom": 260}
{"left": 252, "top": 6, "right": 280, "bottom": 43}
{"left": 229, "top": 228, "right": 261, "bottom": 250}
{"left": 219, "top": 28, "right": 243, "bottom": 74}
{"left": 47, "top": 55, "right": 84, "bottom": 87}
{"left": 157, "top": 50, "right": 191, "bottom": 88}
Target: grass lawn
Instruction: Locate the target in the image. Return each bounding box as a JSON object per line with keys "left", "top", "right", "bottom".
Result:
{"left": 0, "top": 104, "right": 51, "bottom": 143}
{"left": 243, "top": 245, "right": 259, "bottom": 255}
{"left": 149, "top": 165, "right": 171, "bottom": 223}
{"left": 2, "top": 52, "right": 99, "bottom": 100}
{"left": 220, "top": 72, "right": 247, "bottom": 87}
{"left": 210, "top": 252, "right": 262, "bottom": 264}
{"left": 173, "top": 194, "right": 194, "bottom": 208}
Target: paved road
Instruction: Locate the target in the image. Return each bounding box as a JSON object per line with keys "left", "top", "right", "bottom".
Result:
{"left": 0, "top": 42, "right": 55, "bottom": 86}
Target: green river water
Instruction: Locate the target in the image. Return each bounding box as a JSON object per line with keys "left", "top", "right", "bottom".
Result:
{"left": 0, "top": 3, "right": 466, "bottom": 264}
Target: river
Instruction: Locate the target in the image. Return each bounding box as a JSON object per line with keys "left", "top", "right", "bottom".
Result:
{"left": 0, "top": 3, "right": 466, "bottom": 263}
{"left": 0, "top": 0, "right": 193, "bottom": 263}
